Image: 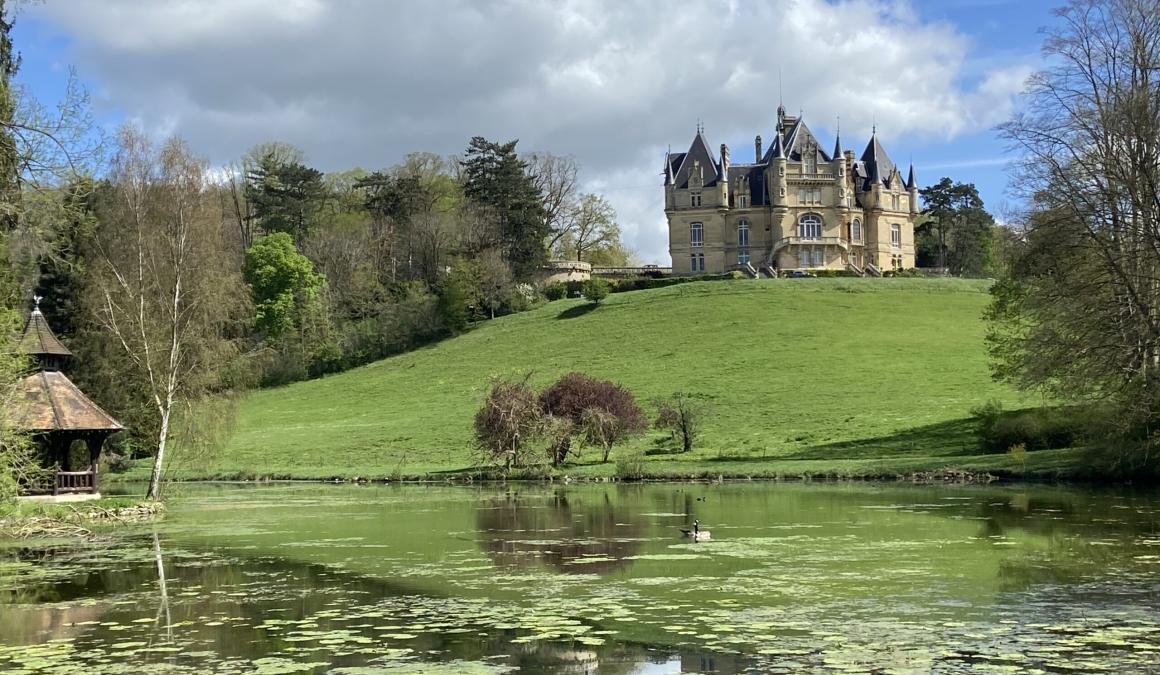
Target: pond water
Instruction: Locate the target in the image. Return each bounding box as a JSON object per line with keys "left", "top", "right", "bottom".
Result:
{"left": 2, "top": 482, "right": 1160, "bottom": 674}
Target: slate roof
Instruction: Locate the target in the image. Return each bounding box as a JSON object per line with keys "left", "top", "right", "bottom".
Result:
{"left": 860, "top": 135, "right": 897, "bottom": 189}
{"left": 727, "top": 164, "right": 769, "bottom": 206}
{"left": 12, "top": 370, "right": 123, "bottom": 433}
{"left": 762, "top": 118, "right": 832, "bottom": 165}
{"left": 18, "top": 310, "right": 71, "bottom": 358}
{"left": 672, "top": 132, "right": 720, "bottom": 189}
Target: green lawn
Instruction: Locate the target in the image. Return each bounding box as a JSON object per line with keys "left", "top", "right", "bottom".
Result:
{"left": 174, "top": 277, "right": 1065, "bottom": 481}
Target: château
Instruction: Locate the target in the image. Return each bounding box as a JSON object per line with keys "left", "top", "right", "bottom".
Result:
{"left": 664, "top": 105, "right": 917, "bottom": 276}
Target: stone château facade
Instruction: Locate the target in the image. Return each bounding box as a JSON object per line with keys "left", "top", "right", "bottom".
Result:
{"left": 664, "top": 106, "right": 917, "bottom": 276}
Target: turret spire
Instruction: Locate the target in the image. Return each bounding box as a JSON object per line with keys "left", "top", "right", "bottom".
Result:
{"left": 906, "top": 163, "right": 916, "bottom": 190}
{"left": 832, "top": 118, "right": 841, "bottom": 160}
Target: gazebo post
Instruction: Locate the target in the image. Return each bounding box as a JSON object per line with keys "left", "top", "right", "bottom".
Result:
{"left": 87, "top": 434, "right": 103, "bottom": 494}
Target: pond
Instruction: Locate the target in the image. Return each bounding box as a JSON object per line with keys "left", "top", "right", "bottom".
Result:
{"left": 2, "top": 482, "right": 1159, "bottom": 673}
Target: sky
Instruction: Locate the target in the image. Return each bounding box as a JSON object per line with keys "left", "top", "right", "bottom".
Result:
{"left": 11, "top": 0, "right": 1057, "bottom": 264}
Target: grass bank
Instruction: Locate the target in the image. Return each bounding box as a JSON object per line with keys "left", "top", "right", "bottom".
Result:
{"left": 139, "top": 277, "right": 1091, "bottom": 482}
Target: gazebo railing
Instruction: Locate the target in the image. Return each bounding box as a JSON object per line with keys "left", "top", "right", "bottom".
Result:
{"left": 54, "top": 470, "right": 97, "bottom": 495}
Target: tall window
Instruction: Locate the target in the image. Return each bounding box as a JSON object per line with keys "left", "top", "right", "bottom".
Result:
{"left": 851, "top": 218, "right": 862, "bottom": 242}
{"left": 797, "top": 188, "right": 821, "bottom": 205}
{"left": 811, "top": 249, "right": 824, "bottom": 267}
{"left": 737, "top": 219, "right": 749, "bottom": 247}
{"left": 690, "top": 253, "right": 705, "bottom": 272}
{"left": 890, "top": 223, "right": 901, "bottom": 248}
{"left": 891, "top": 194, "right": 900, "bottom": 210}
{"left": 798, "top": 214, "right": 822, "bottom": 239}
{"left": 691, "top": 192, "right": 702, "bottom": 207}
{"left": 805, "top": 152, "right": 817, "bottom": 174}
{"left": 690, "top": 222, "right": 704, "bottom": 248}
{"left": 737, "top": 195, "right": 748, "bottom": 208}
{"left": 798, "top": 251, "right": 810, "bottom": 268}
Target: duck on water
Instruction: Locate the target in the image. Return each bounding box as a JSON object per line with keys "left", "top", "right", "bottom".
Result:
{"left": 681, "top": 519, "right": 711, "bottom": 541}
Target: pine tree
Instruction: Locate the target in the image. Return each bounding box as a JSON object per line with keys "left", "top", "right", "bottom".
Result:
{"left": 461, "top": 137, "right": 548, "bottom": 280}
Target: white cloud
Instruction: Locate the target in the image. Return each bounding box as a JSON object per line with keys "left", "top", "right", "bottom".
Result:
{"left": 30, "top": 0, "right": 1032, "bottom": 263}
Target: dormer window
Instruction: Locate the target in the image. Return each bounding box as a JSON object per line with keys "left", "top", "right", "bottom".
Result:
{"left": 691, "top": 192, "right": 702, "bottom": 207}
{"left": 804, "top": 149, "right": 817, "bottom": 174}
{"left": 737, "top": 195, "right": 748, "bottom": 209}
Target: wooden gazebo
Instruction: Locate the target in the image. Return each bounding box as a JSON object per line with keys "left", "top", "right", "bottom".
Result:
{"left": 10, "top": 299, "right": 123, "bottom": 496}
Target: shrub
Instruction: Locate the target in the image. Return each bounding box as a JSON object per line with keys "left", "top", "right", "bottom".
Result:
{"left": 474, "top": 375, "right": 543, "bottom": 471}
{"left": 615, "top": 452, "right": 646, "bottom": 481}
{"left": 540, "top": 372, "right": 646, "bottom": 463}
{"left": 542, "top": 414, "right": 576, "bottom": 466}
{"left": 582, "top": 278, "right": 610, "bottom": 304}
{"left": 654, "top": 393, "right": 706, "bottom": 453}
{"left": 542, "top": 282, "right": 567, "bottom": 301}
{"left": 973, "top": 402, "right": 1085, "bottom": 453}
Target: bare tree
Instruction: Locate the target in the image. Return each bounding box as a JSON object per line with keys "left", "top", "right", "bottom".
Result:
{"left": 87, "top": 126, "right": 245, "bottom": 500}
{"left": 991, "top": 0, "right": 1160, "bottom": 433}
{"left": 525, "top": 152, "right": 578, "bottom": 252}
{"left": 567, "top": 193, "right": 620, "bottom": 262}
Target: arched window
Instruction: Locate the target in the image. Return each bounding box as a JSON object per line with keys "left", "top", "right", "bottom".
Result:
{"left": 690, "top": 222, "right": 704, "bottom": 248}
{"left": 798, "top": 214, "right": 822, "bottom": 239}
{"left": 851, "top": 218, "right": 862, "bottom": 242}
{"left": 737, "top": 219, "right": 749, "bottom": 247}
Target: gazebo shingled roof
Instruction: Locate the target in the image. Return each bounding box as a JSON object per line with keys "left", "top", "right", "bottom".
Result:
{"left": 18, "top": 308, "right": 73, "bottom": 359}
{"left": 14, "top": 370, "right": 123, "bottom": 432}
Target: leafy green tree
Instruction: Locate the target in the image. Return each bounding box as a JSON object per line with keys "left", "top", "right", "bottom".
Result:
{"left": 918, "top": 178, "right": 995, "bottom": 276}
{"left": 245, "top": 152, "right": 327, "bottom": 242}
{"left": 0, "top": 0, "right": 20, "bottom": 232}
{"left": 243, "top": 232, "right": 325, "bottom": 340}
{"left": 461, "top": 137, "right": 548, "bottom": 280}
{"left": 989, "top": 0, "right": 1160, "bottom": 461}
{"left": 582, "top": 278, "right": 609, "bottom": 304}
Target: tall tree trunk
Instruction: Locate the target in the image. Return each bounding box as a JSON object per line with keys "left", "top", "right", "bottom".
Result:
{"left": 147, "top": 407, "right": 169, "bottom": 500}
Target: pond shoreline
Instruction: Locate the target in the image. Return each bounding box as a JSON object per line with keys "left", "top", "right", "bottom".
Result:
{"left": 0, "top": 500, "right": 164, "bottom": 540}
{"left": 105, "top": 465, "right": 1160, "bottom": 489}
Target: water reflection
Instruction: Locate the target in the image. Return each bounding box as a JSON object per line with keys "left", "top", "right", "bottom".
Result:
{"left": 4, "top": 483, "right": 1160, "bottom": 674}
{"left": 476, "top": 489, "right": 645, "bottom": 574}
{"left": 0, "top": 533, "right": 745, "bottom": 674}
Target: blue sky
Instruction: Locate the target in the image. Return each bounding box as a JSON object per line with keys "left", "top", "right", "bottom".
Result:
{"left": 11, "top": 0, "right": 1058, "bottom": 262}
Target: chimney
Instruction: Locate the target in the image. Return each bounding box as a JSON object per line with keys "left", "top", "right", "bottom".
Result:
{"left": 755, "top": 135, "right": 763, "bottom": 162}
{"left": 720, "top": 144, "right": 730, "bottom": 174}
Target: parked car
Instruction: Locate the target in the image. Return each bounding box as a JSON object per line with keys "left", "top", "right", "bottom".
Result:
{"left": 786, "top": 270, "right": 817, "bottom": 278}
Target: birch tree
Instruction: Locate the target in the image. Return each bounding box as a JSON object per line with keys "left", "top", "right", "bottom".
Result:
{"left": 88, "top": 126, "right": 244, "bottom": 500}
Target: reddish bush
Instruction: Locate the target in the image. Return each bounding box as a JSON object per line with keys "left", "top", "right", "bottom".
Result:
{"left": 540, "top": 372, "right": 646, "bottom": 462}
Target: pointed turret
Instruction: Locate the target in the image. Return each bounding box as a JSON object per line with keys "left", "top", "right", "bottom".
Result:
{"left": 832, "top": 130, "right": 842, "bottom": 161}
{"left": 771, "top": 130, "right": 785, "bottom": 159}
{"left": 664, "top": 151, "right": 673, "bottom": 186}
{"left": 905, "top": 163, "right": 916, "bottom": 190}
{"left": 860, "top": 133, "right": 896, "bottom": 188}
{"left": 19, "top": 297, "right": 72, "bottom": 372}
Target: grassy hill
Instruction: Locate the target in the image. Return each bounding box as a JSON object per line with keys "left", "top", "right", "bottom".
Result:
{"left": 181, "top": 278, "right": 1082, "bottom": 481}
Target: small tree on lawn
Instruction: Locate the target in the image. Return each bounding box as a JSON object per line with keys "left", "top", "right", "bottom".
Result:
{"left": 540, "top": 372, "right": 645, "bottom": 464}
{"left": 654, "top": 393, "right": 705, "bottom": 453}
{"left": 474, "top": 375, "right": 542, "bottom": 472}
{"left": 581, "top": 278, "right": 609, "bottom": 304}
